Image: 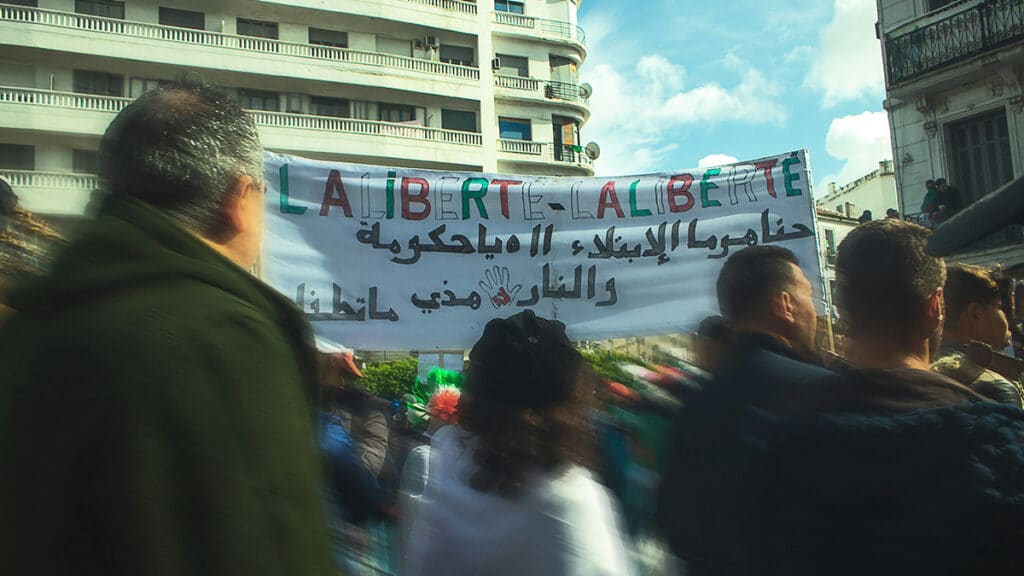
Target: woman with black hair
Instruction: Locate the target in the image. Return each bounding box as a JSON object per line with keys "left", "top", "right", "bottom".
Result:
{"left": 404, "top": 310, "right": 629, "bottom": 576}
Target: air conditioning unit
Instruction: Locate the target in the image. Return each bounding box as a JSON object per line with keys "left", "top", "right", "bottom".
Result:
{"left": 425, "top": 35, "right": 439, "bottom": 48}
{"left": 491, "top": 57, "right": 501, "bottom": 70}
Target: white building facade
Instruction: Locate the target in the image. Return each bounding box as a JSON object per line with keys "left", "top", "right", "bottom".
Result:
{"left": 0, "top": 0, "right": 594, "bottom": 224}
{"left": 817, "top": 160, "right": 899, "bottom": 221}
{"left": 877, "top": 0, "right": 1024, "bottom": 265}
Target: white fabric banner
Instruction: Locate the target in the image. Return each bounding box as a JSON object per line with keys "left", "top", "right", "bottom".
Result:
{"left": 262, "top": 151, "right": 822, "bottom": 350}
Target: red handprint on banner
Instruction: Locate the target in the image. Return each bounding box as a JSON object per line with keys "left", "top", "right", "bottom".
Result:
{"left": 478, "top": 265, "right": 522, "bottom": 309}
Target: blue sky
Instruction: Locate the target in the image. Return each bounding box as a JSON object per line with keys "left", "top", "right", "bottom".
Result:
{"left": 578, "top": 0, "right": 891, "bottom": 195}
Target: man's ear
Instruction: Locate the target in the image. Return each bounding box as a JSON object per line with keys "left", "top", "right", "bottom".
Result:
{"left": 221, "top": 175, "right": 256, "bottom": 233}
{"left": 964, "top": 301, "right": 986, "bottom": 329}
{"left": 776, "top": 290, "right": 796, "bottom": 324}
{"left": 924, "top": 288, "right": 944, "bottom": 330}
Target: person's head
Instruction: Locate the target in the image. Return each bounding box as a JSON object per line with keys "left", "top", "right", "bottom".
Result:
{"left": 935, "top": 177, "right": 948, "bottom": 191}
{"left": 835, "top": 219, "right": 946, "bottom": 363}
{"left": 886, "top": 208, "right": 899, "bottom": 219}
{"left": 716, "top": 246, "right": 818, "bottom": 357}
{"left": 459, "top": 310, "right": 593, "bottom": 498}
{"left": 942, "top": 264, "right": 1011, "bottom": 349}
{"left": 99, "top": 82, "right": 265, "bottom": 268}
{"left": 694, "top": 315, "right": 734, "bottom": 373}
{"left": 926, "top": 179, "right": 936, "bottom": 189}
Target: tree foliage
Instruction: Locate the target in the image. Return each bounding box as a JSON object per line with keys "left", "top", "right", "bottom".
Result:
{"left": 359, "top": 357, "right": 419, "bottom": 400}
{"left": 579, "top": 349, "right": 636, "bottom": 385}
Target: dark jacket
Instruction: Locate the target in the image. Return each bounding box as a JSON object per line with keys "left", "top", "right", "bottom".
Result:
{"left": 656, "top": 333, "right": 848, "bottom": 575}
{"left": 740, "top": 402, "right": 1024, "bottom": 576}
{"left": 0, "top": 196, "right": 333, "bottom": 576}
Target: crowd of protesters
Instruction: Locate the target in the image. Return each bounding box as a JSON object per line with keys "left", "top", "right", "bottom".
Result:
{"left": 2, "top": 81, "right": 1024, "bottom": 576}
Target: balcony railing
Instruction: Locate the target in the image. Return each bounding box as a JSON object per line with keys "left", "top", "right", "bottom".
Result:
{"left": 0, "top": 86, "right": 483, "bottom": 146}
{"left": 885, "top": 0, "right": 1024, "bottom": 85}
{"left": 904, "top": 210, "right": 1023, "bottom": 252}
{"left": 405, "top": 0, "right": 477, "bottom": 14}
{"left": 494, "top": 76, "right": 588, "bottom": 105}
{"left": 250, "top": 111, "right": 483, "bottom": 145}
{"left": 498, "top": 139, "right": 544, "bottom": 155}
{"left": 0, "top": 170, "right": 98, "bottom": 191}
{"left": 494, "top": 75, "right": 541, "bottom": 91}
{"left": 0, "top": 4, "right": 480, "bottom": 81}
{"left": 553, "top": 144, "right": 593, "bottom": 167}
{"left": 493, "top": 11, "right": 586, "bottom": 48}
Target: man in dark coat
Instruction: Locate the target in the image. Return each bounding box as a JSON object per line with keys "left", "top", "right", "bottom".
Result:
{"left": 657, "top": 246, "right": 846, "bottom": 575}
{"left": 0, "top": 83, "right": 334, "bottom": 576}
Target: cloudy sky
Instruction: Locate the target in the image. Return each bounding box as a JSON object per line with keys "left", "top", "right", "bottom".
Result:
{"left": 578, "top": 0, "right": 890, "bottom": 194}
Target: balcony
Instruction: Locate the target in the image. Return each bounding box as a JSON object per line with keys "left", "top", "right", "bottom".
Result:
{"left": 885, "top": 0, "right": 1024, "bottom": 86}
{"left": 497, "top": 139, "right": 593, "bottom": 175}
{"left": 0, "top": 170, "right": 97, "bottom": 215}
{"left": 492, "top": 11, "right": 586, "bottom": 52}
{"left": 904, "top": 210, "right": 1024, "bottom": 253}
{"left": 493, "top": 75, "right": 590, "bottom": 119}
{"left": 0, "top": 86, "right": 482, "bottom": 164}
{"left": 0, "top": 4, "right": 480, "bottom": 86}
{"left": 405, "top": 0, "right": 478, "bottom": 14}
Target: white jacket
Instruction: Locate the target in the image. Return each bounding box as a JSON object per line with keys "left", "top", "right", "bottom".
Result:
{"left": 403, "top": 425, "right": 630, "bottom": 576}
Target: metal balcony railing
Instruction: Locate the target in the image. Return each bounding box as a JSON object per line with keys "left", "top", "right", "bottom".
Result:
{"left": 0, "top": 86, "right": 483, "bottom": 146}
{"left": 0, "top": 4, "right": 480, "bottom": 81}
{"left": 885, "top": 0, "right": 1024, "bottom": 85}
{"left": 552, "top": 144, "right": 593, "bottom": 167}
{"left": 903, "top": 210, "right": 1023, "bottom": 252}
{"left": 492, "top": 11, "right": 586, "bottom": 47}
{"left": 0, "top": 170, "right": 99, "bottom": 191}
{"left": 494, "top": 76, "right": 588, "bottom": 106}
{"left": 544, "top": 80, "right": 586, "bottom": 103}
{"left": 404, "top": 0, "right": 477, "bottom": 14}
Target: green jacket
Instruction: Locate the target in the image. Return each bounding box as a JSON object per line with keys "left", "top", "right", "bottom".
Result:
{"left": 0, "top": 195, "right": 333, "bottom": 576}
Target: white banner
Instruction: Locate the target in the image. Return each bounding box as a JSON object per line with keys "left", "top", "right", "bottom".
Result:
{"left": 262, "top": 151, "right": 822, "bottom": 350}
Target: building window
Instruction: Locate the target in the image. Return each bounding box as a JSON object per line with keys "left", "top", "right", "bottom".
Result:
{"left": 928, "top": 0, "right": 959, "bottom": 11}
{"left": 309, "top": 28, "right": 348, "bottom": 48}
{"left": 5, "top": 0, "right": 39, "bottom": 6}
{"left": 75, "top": 0, "right": 124, "bottom": 19}
{"left": 824, "top": 228, "right": 836, "bottom": 265}
{"left": 310, "top": 96, "right": 350, "bottom": 118}
{"left": 499, "top": 117, "right": 531, "bottom": 140}
{"left": 441, "top": 109, "right": 477, "bottom": 132}
{"left": 377, "top": 37, "right": 412, "bottom": 57}
{"left": 0, "top": 144, "right": 35, "bottom": 170}
{"left": 439, "top": 45, "right": 475, "bottom": 67}
{"left": 549, "top": 55, "right": 578, "bottom": 84}
{"left": 237, "top": 18, "right": 278, "bottom": 39}
{"left": 948, "top": 109, "right": 1013, "bottom": 205}
{"left": 495, "top": 54, "right": 529, "bottom": 77}
{"left": 73, "top": 70, "right": 123, "bottom": 96}
{"left": 379, "top": 103, "right": 416, "bottom": 123}
{"left": 159, "top": 7, "right": 204, "bottom": 30}
{"left": 238, "top": 89, "right": 279, "bottom": 112}
{"left": 129, "top": 78, "right": 172, "bottom": 98}
{"left": 494, "top": 0, "right": 525, "bottom": 14}
{"left": 73, "top": 149, "right": 98, "bottom": 174}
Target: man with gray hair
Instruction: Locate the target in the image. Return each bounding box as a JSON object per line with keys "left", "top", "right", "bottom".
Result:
{"left": 0, "top": 83, "right": 333, "bottom": 576}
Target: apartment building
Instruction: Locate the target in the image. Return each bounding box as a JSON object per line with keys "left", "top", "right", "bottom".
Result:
{"left": 0, "top": 0, "right": 595, "bottom": 229}
{"left": 877, "top": 0, "right": 1024, "bottom": 266}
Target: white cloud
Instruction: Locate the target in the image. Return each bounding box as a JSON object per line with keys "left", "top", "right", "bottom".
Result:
{"left": 815, "top": 110, "right": 892, "bottom": 192}
{"left": 804, "top": 0, "right": 884, "bottom": 107}
{"left": 698, "top": 154, "right": 739, "bottom": 168}
{"left": 585, "top": 55, "right": 787, "bottom": 175}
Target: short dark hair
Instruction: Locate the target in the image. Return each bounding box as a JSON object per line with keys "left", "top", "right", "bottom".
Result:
{"left": 716, "top": 246, "right": 800, "bottom": 324}
{"left": 835, "top": 219, "right": 945, "bottom": 338}
{"left": 926, "top": 179, "right": 936, "bottom": 186}
{"left": 99, "top": 82, "right": 263, "bottom": 235}
{"left": 944, "top": 264, "right": 1001, "bottom": 330}
{"left": 935, "top": 178, "right": 947, "bottom": 186}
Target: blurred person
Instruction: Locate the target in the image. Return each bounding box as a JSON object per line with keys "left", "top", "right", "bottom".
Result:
{"left": 0, "top": 83, "right": 333, "bottom": 576}
{"left": 404, "top": 310, "right": 629, "bottom": 576}
{"left": 934, "top": 177, "right": 962, "bottom": 222}
{"left": 321, "top": 351, "right": 389, "bottom": 478}
{"left": 920, "top": 178, "right": 939, "bottom": 216}
{"left": 931, "top": 264, "right": 1024, "bottom": 406}
{"left": 856, "top": 209, "right": 872, "bottom": 224}
{"left": 886, "top": 207, "right": 899, "bottom": 219}
{"left": 693, "top": 314, "right": 734, "bottom": 375}
{"left": 657, "top": 246, "right": 846, "bottom": 576}
{"left": 737, "top": 219, "right": 1024, "bottom": 576}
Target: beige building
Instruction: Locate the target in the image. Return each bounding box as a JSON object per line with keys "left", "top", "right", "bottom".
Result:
{"left": 818, "top": 160, "right": 898, "bottom": 221}
{"left": 876, "top": 0, "right": 1024, "bottom": 267}
{"left": 0, "top": 0, "right": 595, "bottom": 230}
